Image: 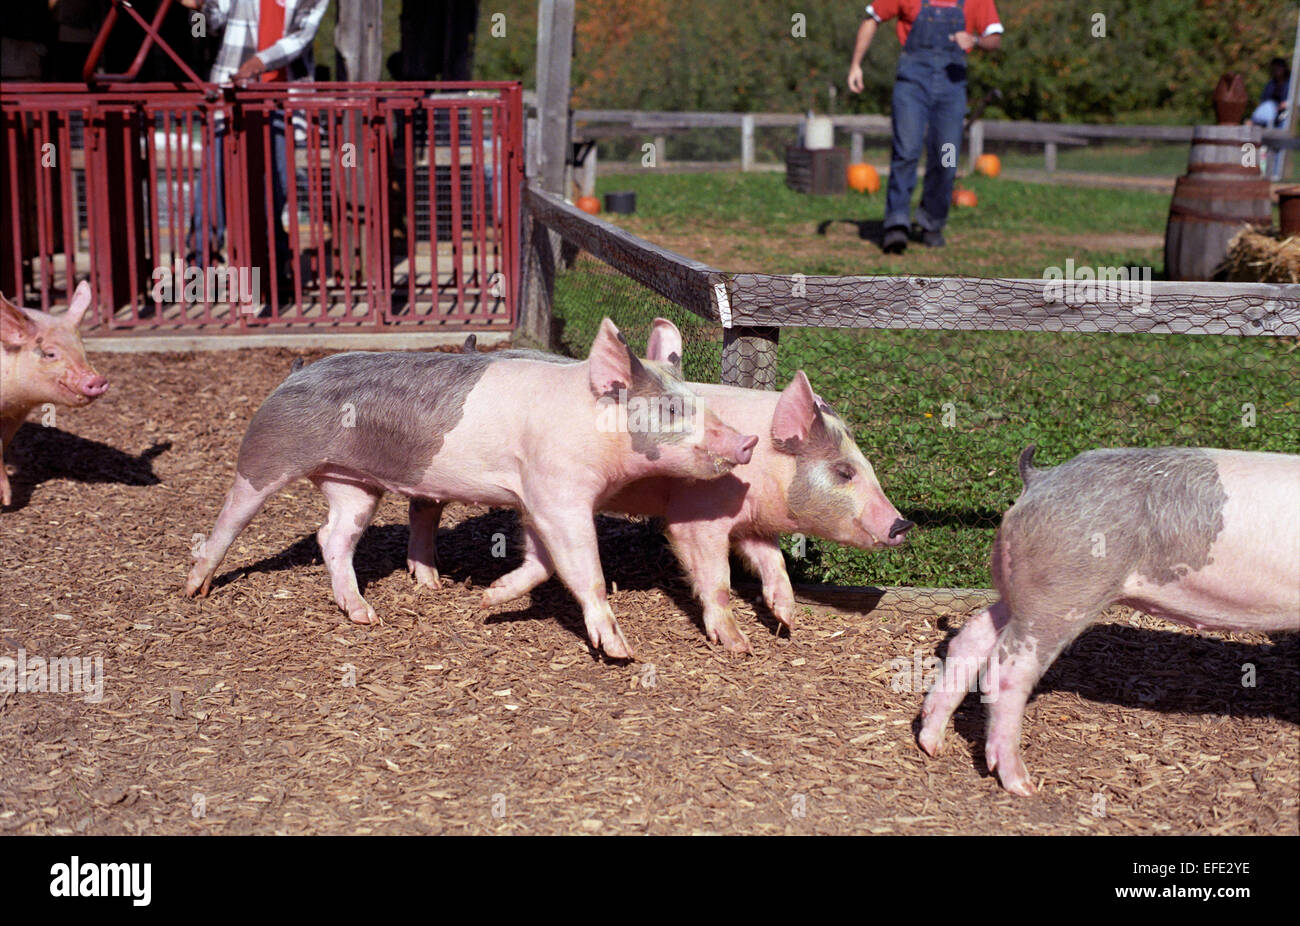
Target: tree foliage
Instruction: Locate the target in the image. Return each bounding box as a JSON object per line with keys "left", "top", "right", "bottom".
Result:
{"left": 472, "top": 1, "right": 1296, "bottom": 124}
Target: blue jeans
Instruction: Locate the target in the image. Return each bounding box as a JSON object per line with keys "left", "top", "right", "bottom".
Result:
{"left": 885, "top": 52, "right": 968, "bottom": 232}
{"left": 1250, "top": 100, "right": 1282, "bottom": 128}
{"left": 189, "top": 110, "right": 290, "bottom": 271}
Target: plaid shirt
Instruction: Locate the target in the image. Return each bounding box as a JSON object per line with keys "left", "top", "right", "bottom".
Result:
{"left": 200, "top": 0, "right": 330, "bottom": 84}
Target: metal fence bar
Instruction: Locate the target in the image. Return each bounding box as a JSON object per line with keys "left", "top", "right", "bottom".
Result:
{"left": 1, "top": 82, "right": 523, "bottom": 333}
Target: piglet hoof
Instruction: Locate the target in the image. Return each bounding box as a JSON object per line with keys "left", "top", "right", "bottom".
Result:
{"left": 591, "top": 620, "right": 634, "bottom": 661}
{"left": 987, "top": 745, "right": 1035, "bottom": 796}
{"left": 346, "top": 602, "right": 379, "bottom": 625}
{"left": 917, "top": 721, "right": 946, "bottom": 758}
{"left": 770, "top": 601, "right": 795, "bottom": 631}
{"left": 407, "top": 560, "right": 443, "bottom": 590}
{"left": 480, "top": 585, "right": 514, "bottom": 609}
{"left": 183, "top": 570, "right": 211, "bottom": 598}
{"left": 707, "top": 618, "right": 753, "bottom": 655}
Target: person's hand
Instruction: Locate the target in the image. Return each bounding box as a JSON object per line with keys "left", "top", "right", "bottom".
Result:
{"left": 950, "top": 30, "right": 977, "bottom": 52}
{"left": 847, "top": 64, "right": 864, "bottom": 94}
{"left": 234, "top": 55, "right": 266, "bottom": 82}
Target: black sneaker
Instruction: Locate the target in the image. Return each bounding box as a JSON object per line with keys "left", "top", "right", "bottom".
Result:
{"left": 918, "top": 227, "right": 946, "bottom": 248}
{"left": 882, "top": 225, "right": 908, "bottom": 254}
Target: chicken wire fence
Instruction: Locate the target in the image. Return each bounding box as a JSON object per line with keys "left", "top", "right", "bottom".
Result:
{"left": 528, "top": 189, "right": 1300, "bottom": 607}
{"left": 549, "top": 249, "right": 724, "bottom": 383}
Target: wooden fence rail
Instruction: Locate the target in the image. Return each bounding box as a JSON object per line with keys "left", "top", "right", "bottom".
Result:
{"left": 570, "top": 108, "right": 1299, "bottom": 175}
{"left": 522, "top": 187, "right": 1300, "bottom": 389}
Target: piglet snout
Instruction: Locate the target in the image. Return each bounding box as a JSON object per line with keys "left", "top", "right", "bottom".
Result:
{"left": 81, "top": 374, "right": 109, "bottom": 398}
{"left": 888, "top": 518, "right": 915, "bottom": 539}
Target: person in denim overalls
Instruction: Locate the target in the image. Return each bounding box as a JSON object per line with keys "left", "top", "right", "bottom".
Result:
{"left": 848, "top": 0, "right": 1002, "bottom": 252}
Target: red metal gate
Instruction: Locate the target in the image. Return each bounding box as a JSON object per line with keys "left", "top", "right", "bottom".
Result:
{"left": 1, "top": 81, "right": 523, "bottom": 333}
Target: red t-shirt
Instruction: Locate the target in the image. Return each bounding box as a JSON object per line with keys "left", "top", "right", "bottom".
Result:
{"left": 866, "top": 0, "right": 1002, "bottom": 49}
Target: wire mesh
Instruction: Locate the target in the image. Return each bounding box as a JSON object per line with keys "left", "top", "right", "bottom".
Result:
{"left": 549, "top": 249, "right": 723, "bottom": 382}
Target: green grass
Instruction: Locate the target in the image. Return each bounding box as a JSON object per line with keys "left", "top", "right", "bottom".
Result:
{"left": 590, "top": 171, "right": 1173, "bottom": 277}
{"left": 551, "top": 172, "right": 1299, "bottom": 590}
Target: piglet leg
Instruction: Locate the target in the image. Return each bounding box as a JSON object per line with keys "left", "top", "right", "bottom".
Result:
{"left": 481, "top": 523, "right": 554, "bottom": 608}
{"left": 527, "top": 504, "right": 632, "bottom": 659}
{"left": 406, "top": 498, "right": 445, "bottom": 589}
{"left": 186, "top": 472, "right": 292, "bottom": 597}
{"left": 983, "top": 606, "right": 1097, "bottom": 796}
{"left": 1, "top": 416, "right": 23, "bottom": 507}
{"left": 918, "top": 601, "right": 1008, "bottom": 757}
{"left": 667, "top": 520, "right": 751, "bottom": 653}
{"left": 314, "top": 478, "right": 382, "bottom": 625}
{"left": 735, "top": 536, "right": 796, "bottom": 630}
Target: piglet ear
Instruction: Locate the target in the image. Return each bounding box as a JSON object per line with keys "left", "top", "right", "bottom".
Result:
{"left": 645, "top": 317, "right": 683, "bottom": 374}
{"left": 588, "top": 317, "right": 635, "bottom": 398}
{"left": 0, "top": 292, "right": 35, "bottom": 349}
{"left": 771, "top": 370, "right": 818, "bottom": 448}
{"left": 64, "top": 280, "right": 93, "bottom": 326}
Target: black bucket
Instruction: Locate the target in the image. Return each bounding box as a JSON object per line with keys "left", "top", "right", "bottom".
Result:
{"left": 604, "top": 191, "right": 637, "bottom": 214}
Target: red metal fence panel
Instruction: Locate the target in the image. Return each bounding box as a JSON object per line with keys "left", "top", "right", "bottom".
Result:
{"left": 0, "top": 81, "right": 523, "bottom": 334}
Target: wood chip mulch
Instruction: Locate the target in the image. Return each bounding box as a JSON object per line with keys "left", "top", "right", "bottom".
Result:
{"left": 1, "top": 347, "right": 1295, "bottom": 834}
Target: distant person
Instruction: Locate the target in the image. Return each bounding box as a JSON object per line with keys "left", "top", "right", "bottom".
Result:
{"left": 847, "top": 0, "right": 1003, "bottom": 253}
{"left": 181, "top": 0, "right": 329, "bottom": 287}
{"left": 1250, "top": 56, "right": 1290, "bottom": 128}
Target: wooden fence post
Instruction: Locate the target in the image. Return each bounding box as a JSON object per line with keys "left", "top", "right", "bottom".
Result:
{"left": 519, "top": 207, "right": 557, "bottom": 346}
{"left": 741, "top": 114, "right": 755, "bottom": 171}
{"left": 535, "top": 0, "right": 575, "bottom": 198}
{"left": 721, "top": 326, "right": 780, "bottom": 389}
{"left": 578, "top": 142, "right": 597, "bottom": 197}
{"left": 967, "top": 119, "right": 983, "bottom": 174}
{"left": 520, "top": 0, "right": 574, "bottom": 348}
{"left": 1044, "top": 141, "right": 1057, "bottom": 172}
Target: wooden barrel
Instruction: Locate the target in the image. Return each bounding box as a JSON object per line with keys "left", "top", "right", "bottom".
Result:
{"left": 1164, "top": 125, "right": 1273, "bottom": 281}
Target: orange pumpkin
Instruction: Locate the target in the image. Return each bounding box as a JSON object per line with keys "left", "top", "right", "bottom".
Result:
{"left": 847, "top": 162, "right": 881, "bottom": 194}
{"left": 952, "top": 188, "right": 978, "bottom": 208}
{"left": 576, "top": 195, "right": 600, "bottom": 215}
{"left": 974, "top": 153, "right": 1001, "bottom": 178}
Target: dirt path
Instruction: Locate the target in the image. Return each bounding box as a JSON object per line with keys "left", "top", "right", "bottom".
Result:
{"left": 1, "top": 349, "right": 1294, "bottom": 834}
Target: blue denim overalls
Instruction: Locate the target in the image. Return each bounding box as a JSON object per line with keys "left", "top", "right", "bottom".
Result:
{"left": 884, "top": 0, "right": 969, "bottom": 233}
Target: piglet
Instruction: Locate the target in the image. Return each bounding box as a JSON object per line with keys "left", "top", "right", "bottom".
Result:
{"left": 0, "top": 282, "right": 109, "bottom": 507}
{"left": 918, "top": 445, "right": 1300, "bottom": 795}
{"left": 413, "top": 319, "right": 913, "bottom": 652}
{"left": 185, "top": 318, "right": 758, "bottom": 659}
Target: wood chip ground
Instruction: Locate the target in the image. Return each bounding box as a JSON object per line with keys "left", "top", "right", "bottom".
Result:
{"left": 1, "top": 348, "right": 1295, "bottom": 834}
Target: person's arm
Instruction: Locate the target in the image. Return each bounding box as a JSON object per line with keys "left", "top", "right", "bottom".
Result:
{"left": 240, "top": 0, "right": 329, "bottom": 78}
{"left": 954, "top": 0, "right": 1002, "bottom": 52}
{"left": 847, "top": 18, "right": 878, "bottom": 93}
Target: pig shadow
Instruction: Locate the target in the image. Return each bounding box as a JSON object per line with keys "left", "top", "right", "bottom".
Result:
{"left": 816, "top": 218, "right": 888, "bottom": 251}
{"left": 431, "top": 510, "right": 778, "bottom": 654}
{"left": 918, "top": 617, "right": 1300, "bottom": 781}
{"left": 208, "top": 507, "right": 783, "bottom": 656}
{"left": 2, "top": 424, "right": 169, "bottom": 511}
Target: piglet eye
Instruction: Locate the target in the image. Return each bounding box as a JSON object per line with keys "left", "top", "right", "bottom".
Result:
{"left": 834, "top": 463, "right": 855, "bottom": 482}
